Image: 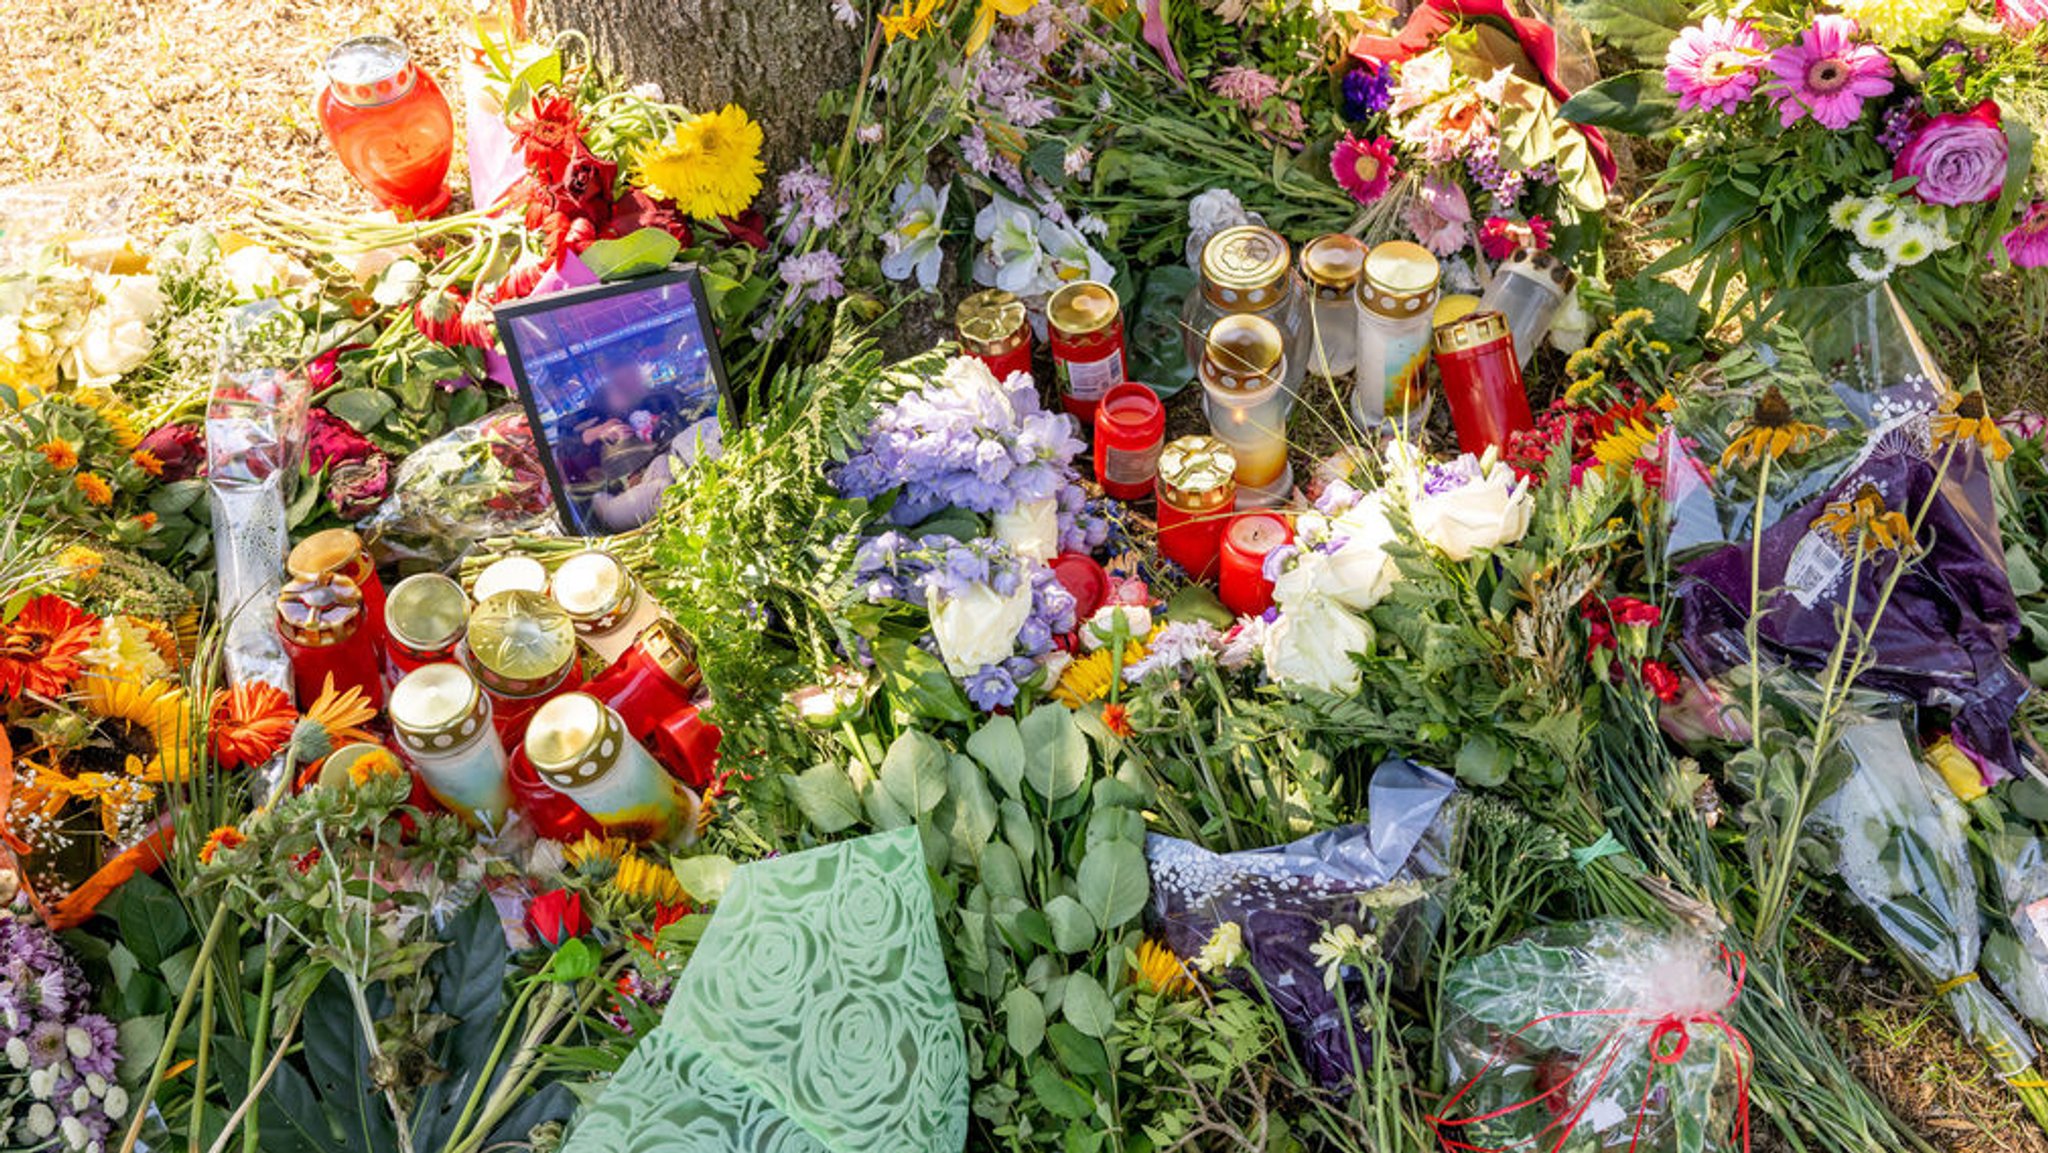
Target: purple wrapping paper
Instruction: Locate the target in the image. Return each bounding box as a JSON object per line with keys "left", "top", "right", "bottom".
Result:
{"left": 1675, "top": 425, "right": 2028, "bottom": 781}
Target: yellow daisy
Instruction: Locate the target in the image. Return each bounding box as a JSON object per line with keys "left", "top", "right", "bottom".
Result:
{"left": 878, "top": 0, "right": 940, "bottom": 40}
{"left": 1132, "top": 937, "right": 1196, "bottom": 997}
{"left": 81, "top": 675, "right": 193, "bottom": 782}
{"left": 1719, "top": 386, "right": 1827, "bottom": 470}
{"left": 1929, "top": 388, "right": 2011, "bottom": 462}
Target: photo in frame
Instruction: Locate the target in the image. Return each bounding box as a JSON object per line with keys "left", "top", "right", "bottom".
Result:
{"left": 495, "top": 266, "right": 732, "bottom": 535}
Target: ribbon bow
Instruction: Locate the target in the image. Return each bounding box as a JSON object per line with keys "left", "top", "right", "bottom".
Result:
{"left": 1428, "top": 946, "right": 1754, "bottom": 1153}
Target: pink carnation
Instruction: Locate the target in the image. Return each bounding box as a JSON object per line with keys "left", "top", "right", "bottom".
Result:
{"left": 1766, "top": 15, "right": 1893, "bottom": 131}
{"left": 1331, "top": 134, "right": 1398, "bottom": 204}
{"left": 1664, "top": 17, "right": 1769, "bottom": 114}
{"left": 1895, "top": 101, "right": 2008, "bottom": 206}
{"left": 1404, "top": 178, "right": 1472, "bottom": 257}
{"left": 2005, "top": 201, "right": 2048, "bottom": 270}
{"left": 2000, "top": 0, "right": 2048, "bottom": 31}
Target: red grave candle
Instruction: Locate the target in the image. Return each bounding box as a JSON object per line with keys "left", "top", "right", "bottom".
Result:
{"left": 955, "top": 289, "right": 1033, "bottom": 383}
{"left": 1219, "top": 513, "right": 1293, "bottom": 618}
{"left": 1047, "top": 281, "right": 1127, "bottom": 423}
{"left": 1093, "top": 382, "right": 1166, "bottom": 502}
{"left": 1154, "top": 437, "right": 1238, "bottom": 582}
{"left": 583, "top": 621, "right": 714, "bottom": 787}
{"left": 317, "top": 36, "right": 456, "bottom": 219}
{"left": 1433, "top": 310, "right": 1534, "bottom": 457}
{"left": 276, "top": 575, "right": 385, "bottom": 711}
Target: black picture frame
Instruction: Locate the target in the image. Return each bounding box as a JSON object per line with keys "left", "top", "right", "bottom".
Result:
{"left": 495, "top": 264, "right": 733, "bottom": 536}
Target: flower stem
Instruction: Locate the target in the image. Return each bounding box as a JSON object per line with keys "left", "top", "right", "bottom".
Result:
{"left": 240, "top": 945, "right": 277, "bottom": 1153}
{"left": 1744, "top": 452, "right": 1774, "bottom": 752}
{"left": 119, "top": 900, "right": 232, "bottom": 1153}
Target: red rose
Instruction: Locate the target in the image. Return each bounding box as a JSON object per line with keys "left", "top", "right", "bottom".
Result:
{"left": 556, "top": 148, "right": 619, "bottom": 226}
{"left": 306, "top": 408, "right": 378, "bottom": 473}
{"left": 1641, "top": 659, "right": 1682, "bottom": 704}
{"left": 1607, "top": 596, "right": 1662, "bottom": 629}
{"left": 606, "top": 190, "right": 695, "bottom": 249}
{"left": 526, "top": 889, "right": 591, "bottom": 948}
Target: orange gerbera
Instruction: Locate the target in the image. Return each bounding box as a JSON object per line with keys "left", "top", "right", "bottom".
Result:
{"left": 74, "top": 472, "right": 113, "bottom": 506}
{"left": 198, "top": 825, "right": 246, "bottom": 865}
{"left": 209, "top": 682, "right": 297, "bottom": 770}
{"left": 37, "top": 438, "right": 78, "bottom": 470}
{"left": 129, "top": 448, "right": 165, "bottom": 477}
{"left": 0, "top": 595, "right": 100, "bottom": 701}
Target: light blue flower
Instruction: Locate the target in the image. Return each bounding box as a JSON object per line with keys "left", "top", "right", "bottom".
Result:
{"left": 880, "top": 180, "right": 951, "bottom": 291}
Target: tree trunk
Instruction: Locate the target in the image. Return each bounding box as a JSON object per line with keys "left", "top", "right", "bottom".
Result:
{"left": 531, "top": 0, "right": 864, "bottom": 177}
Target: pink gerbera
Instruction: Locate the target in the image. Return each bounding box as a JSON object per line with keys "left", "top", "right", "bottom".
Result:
{"left": 1664, "top": 17, "right": 1769, "bottom": 114}
{"left": 1405, "top": 177, "right": 1472, "bottom": 256}
{"left": 2005, "top": 202, "right": 2048, "bottom": 269}
{"left": 1766, "top": 15, "right": 1894, "bottom": 131}
{"left": 1331, "top": 134, "right": 1398, "bottom": 204}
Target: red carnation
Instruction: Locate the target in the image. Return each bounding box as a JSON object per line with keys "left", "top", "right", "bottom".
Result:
{"left": 1641, "top": 659, "right": 1682, "bottom": 704}
{"left": 1608, "top": 596, "right": 1662, "bottom": 629}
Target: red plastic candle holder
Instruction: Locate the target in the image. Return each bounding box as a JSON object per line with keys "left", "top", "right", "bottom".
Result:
{"left": 1219, "top": 513, "right": 1292, "bottom": 618}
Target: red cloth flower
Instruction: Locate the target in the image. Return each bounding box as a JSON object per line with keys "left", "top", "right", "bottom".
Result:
{"left": 527, "top": 888, "right": 592, "bottom": 948}
{"left": 0, "top": 596, "right": 99, "bottom": 700}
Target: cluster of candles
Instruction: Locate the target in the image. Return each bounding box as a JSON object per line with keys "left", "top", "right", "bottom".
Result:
{"left": 955, "top": 226, "right": 1564, "bottom": 618}
{"left": 274, "top": 529, "right": 715, "bottom": 844}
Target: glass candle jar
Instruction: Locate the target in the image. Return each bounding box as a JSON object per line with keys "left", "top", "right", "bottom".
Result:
{"left": 1155, "top": 436, "right": 1238, "bottom": 582}
{"left": 1300, "top": 235, "right": 1368, "bottom": 379}
{"left": 389, "top": 662, "right": 511, "bottom": 831}
{"left": 465, "top": 590, "right": 586, "bottom": 747}
{"left": 472, "top": 555, "right": 548, "bottom": 601}
{"left": 1201, "top": 315, "right": 1294, "bottom": 509}
{"left": 276, "top": 575, "right": 385, "bottom": 711}
{"left": 316, "top": 36, "right": 455, "bottom": 219}
{"left": 1219, "top": 513, "right": 1293, "bottom": 619}
{"left": 525, "top": 692, "right": 698, "bottom": 845}
{"left": 288, "top": 529, "right": 386, "bottom": 654}
{"left": 1047, "top": 281, "right": 1127, "bottom": 422}
{"left": 549, "top": 549, "right": 663, "bottom": 668}
{"left": 1181, "top": 225, "right": 1308, "bottom": 399}
{"left": 1478, "top": 248, "right": 1574, "bottom": 369}
{"left": 1093, "top": 382, "right": 1166, "bottom": 502}
{"left": 383, "top": 573, "right": 469, "bottom": 681}
{"left": 583, "top": 620, "right": 712, "bottom": 787}
{"left": 1352, "top": 240, "right": 1441, "bottom": 437}
{"left": 1434, "top": 310, "right": 1535, "bottom": 457}
{"left": 956, "top": 288, "right": 1033, "bottom": 384}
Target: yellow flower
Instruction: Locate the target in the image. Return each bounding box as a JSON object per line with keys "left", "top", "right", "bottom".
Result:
{"left": 88, "top": 397, "right": 141, "bottom": 449}
{"left": 74, "top": 472, "right": 113, "bottom": 506}
{"left": 1831, "top": 0, "right": 1964, "bottom": 46}
{"left": 1591, "top": 419, "right": 1658, "bottom": 473}
{"left": 81, "top": 615, "right": 173, "bottom": 684}
{"left": 1194, "top": 922, "right": 1244, "bottom": 973}
{"left": 82, "top": 675, "right": 193, "bottom": 782}
{"left": 631, "top": 104, "right": 766, "bottom": 221}
{"left": 564, "top": 833, "right": 631, "bottom": 872}
{"left": 1924, "top": 736, "right": 1987, "bottom": 803}
{"left": 198, "top": 824, "right": 245, "bottom": 865}
{"left": 1929, "top": 388, "right": 2011, "bottom": 462}
{"left": 1133, "top": 937, "right": 1196, "bottom": 997}
{"left": 346, "top": 748, "right": 404, "bottom": 787}
{"left": 1563, "top": 371, "right": 1604, "bottom": 403}
{"left": 54, "top": 545, "right": 103, "bottom": 582}
{"left": 1051, "top": 636, "right": 1150, "bottom": 707}
{"left": 614, "top": 851, "right": 689, "bottom": 906}
{"left": 1812, "top": 482, "right": 1914, "bottom": 554}
{"left": 1719, "top": 386, "right": 1827, "bottom": 470}
{"left": 37, "top": 438, "right": 78, "bottom": 470}
{"left": 967, "top": 0, "right": 1037, "bottom": 53}
{"left": 879, "top": 0, "right": 940, "bottom": 40}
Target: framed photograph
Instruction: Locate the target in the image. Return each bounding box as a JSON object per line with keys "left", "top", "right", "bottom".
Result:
{"left": 496, "top": 265, "right": 731, "bottom": 535}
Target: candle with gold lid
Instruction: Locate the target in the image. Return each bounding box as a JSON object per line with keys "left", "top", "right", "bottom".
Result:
{"left": 465, "top": 589, "right": 586, "bottom": 746}
{"left": 1353, "top": 240, "right": 1441, "bottom": 435}
{"left": 276, "top": 574, "right": 384, "bottom": 710}
{"left": 1183, "top": 225, "right": 1308, "bottom": 397}
{"left": 1047, "top": 281, "right": 1127, "bottom": 422}
{"left": 383, "top": 572, "right": 469, "bottom": 679}
{"left": 955, "top": 288, "right": 1032, "bottom": 383}
{"left": 288, "top": 528, "right": 386, "bottom": 651}
{"left": 549, "top": 549, "right": 662, "bottom": 667}
{"left": 1300, "top": 235, "right": 1368, "bottom": 378}
{"left": 390, "top": 662, "right": 510, "bottom": 831}
{"left": 584, "top": 619, "right": 710, "bottom": 782}
{"left": 524, "top": 692, "right": 696, "bottom": 844}
{"left": 1155, "top": 435, "right": 1238, "bottom": 581}
{"left": 1434, "top": 309, "right": 1533, "bottom": 456}
{"left": 1200, "top": 314, "right": 1293, "bottom": 508}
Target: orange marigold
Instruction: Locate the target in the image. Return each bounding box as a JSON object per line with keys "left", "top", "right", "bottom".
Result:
{"left": 129, "top": 449, "right": 165, "bottom": 477}
{"left": 38, "top": 439, "right": 79, "bottom": 470}
{"left": 74, "top": 472, "right": 113, "bottom": 506}
{"left": 198, "top": 825, "right": 246, "bottom": 865}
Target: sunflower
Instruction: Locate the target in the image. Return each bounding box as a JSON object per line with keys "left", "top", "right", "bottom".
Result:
{"left": 878, "top": 0, "right": 939, "bottom": 40}
{"left": 73, "top": 472, "right": 113, "bottom": 506}
{"left": 613, "top": 851, "right": 689, "bottom": 906}
{"left": 0, "top": 596, "right": 100, "bottom": 701}
{"left": 1813, "top": 483, "right": 1915, "bottom": 554}
{"left": 1930, "top": 388, "right": 2011, "bottom": 462}
{"left": 1591, "top": 418, "right": 1659, "bottom": 473}
{"left": 631, "top": 105, "right": 765, "bottom": 221}
{"left": 1132, "top": 936, "right": 1196, "bottom": 997}
{"left": 1719, "top": 386, "right": 1827, "bottom": 470}
{"left": 1051, "top": 637, "right": 1150, "bottom": 707}
{"left": 209, "top": 683, "right": 296, "bottom": 771}
{"left": 564, "top": 832, "right": 631, "bottom": 872}
{"left": 82, "top": 675, "right": 194, "bottom": 782}
{"left": 36, "top": 438, "right": 78, "bottom": 470}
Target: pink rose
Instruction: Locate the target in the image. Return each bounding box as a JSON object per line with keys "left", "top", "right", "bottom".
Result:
{"left": 1895, "top": 101, "right": 2009, "bottom": 206}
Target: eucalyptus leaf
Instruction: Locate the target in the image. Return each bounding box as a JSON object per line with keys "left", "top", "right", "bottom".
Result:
{"left": 1021, "top": 706, "right": 1089, "bottom": 801}
{"left": 882, "top": 729, "right": 951, "bottom": 818}
{"left": 969, "top": 714, "right": 1028, "bottom": 798}
{"left": 1005, "top": 985, "right": 1047, "bottom": 1056}
{"left": 1044, "top": 895, "right": 1096, "bottom": 953}
{"left": 786, "top": 763, "right": 864, "bottom": 834}
{"left": 1062, "top": 971, "right": 1117, "bottom": 1040}
{"left": 1075, "top": 841, "right": 1149, "bottom": 932}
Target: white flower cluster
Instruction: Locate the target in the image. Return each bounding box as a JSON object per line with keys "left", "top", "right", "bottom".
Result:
{"left": 1828, "top": 192, "right": 1959, "bottom": 282}
{"left": 971, "top": 195, "right": 1114, "bottom": 309}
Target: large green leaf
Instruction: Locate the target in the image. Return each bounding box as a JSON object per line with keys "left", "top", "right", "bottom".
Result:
{"left": 967, "top": 716, "right": 1027, "bottom": 798}
{"left": 410, "top": 899, "right": 509, "bottom": 1151}
{"left": 875, "top": 635, "right": 973, "bottom": 724}
{"left": 581, "top": 228, "right": 683, "bottom": 282}
{"left": 1020, "top": 706, "right": 1089, "bottom": 802}
{"left": 1556, "top": 0, "right": 1687, "bottom": 66}
{"left": 114, "top": 874, "right": 192, "bottom": 968}
{"left": 1061, "top": 971, "right": 1117, "bottom": 1040}
{"left": 1075, "top": 841, "right": 1150, "bottom": 932}
{"left": 1004, "top": 985, "right": 1047, "bottom": 1056}
{"left": 941, "top": 753, "right": 1000, "bottom": 867}
{"left": 320, "top": 388, "right": 396, "bottom": 432}
{"left": 786, "top": 763, "right": 864, "bottom": 833}
{"left": 1560, "top": 72, "right": 1677, "bottom": 136}
{"left": 1495, "top": 74, "right": 1607, "bottom": 211}
{"left": 881, "top": 730, "right": 951, "bottom": 818}
{"left": 1044, "top": 895, "right": 1096, "bottom": 953}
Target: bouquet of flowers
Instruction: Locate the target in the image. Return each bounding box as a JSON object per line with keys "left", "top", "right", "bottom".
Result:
{"left": 357, "top": 406, "right": 557, "bottom": 566}
{"left": 0, "top": 914, "right": 125, "bottom": 1153}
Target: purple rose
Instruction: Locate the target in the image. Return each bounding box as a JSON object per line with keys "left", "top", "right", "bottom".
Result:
{"left": 327, "top": 453, "right": 392, "bottom": 519}
{"left": 1895, "top": 101, "right": 2009, "bottom": 206}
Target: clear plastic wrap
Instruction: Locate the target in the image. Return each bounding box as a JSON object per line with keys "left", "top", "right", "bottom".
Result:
{"left": 1145, "top": 758, "right": 1458, "bottom": 1087}
{"left": 357, "top": 405, "right": 559, "bottom": 568}
{"left": 1982, "top": 833, "right": 2048, "bottom": 1033}
{"left": 1432, "top": 920, "right": 1748, "bottom": 1153}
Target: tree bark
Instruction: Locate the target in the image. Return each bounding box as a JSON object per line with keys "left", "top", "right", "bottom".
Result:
{"left": 531, "top": 0, "right": 864, "bottom": 176}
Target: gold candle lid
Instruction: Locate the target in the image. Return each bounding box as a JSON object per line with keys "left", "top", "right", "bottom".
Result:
{"left": 1200, "top": 314, "right": 1285, "bottom": 394}
{"left": 524, "top": 692, "right": 622, "bottom": 789}
{"left": 465, "top": 590, "right": 578, "bottom": 696}
{"left": 472, "top": 555, "right": 549, "bottom": 601}
{"left": 1201, "top": 225, "right": 1292, "bottom": 311}
{"left": 956, "top": 289, "right": 1029, "bottom": 357}
{"left": 550, "top": 550, "right": 638, "bottom": 634}
{"left": 385, "top": 573, "right": 469, "bottom": 654}
{"left": 276, "top": 575, "right": 364, "bottom": 646}
{"left": 1434, "top": 309, "right": 1513, "bottom": 355}
{"left": 1047, "top": 281, "right": 1120, "bottom": 337}
{"left": 1157, "top": 436, "right": 1238, "bottom": 513}
{"left": 635, "top": 619, "right": 702, "bottom": 694}
{"left": 1359, "top": 240, "right": 1442, "bottom": 319}
{"left": 389, "top": 662, "right": 490, "bottom": 755}
{"left": 287, "top": 528, "right": 368, "bottom": 582}
{"left": 1300, "top": 235, "right": 1368, "bottom": 300}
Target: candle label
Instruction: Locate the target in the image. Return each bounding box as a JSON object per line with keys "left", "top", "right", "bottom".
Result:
{"left": 1103, "top": 442, "right": 1163, "bottom": 487}
{"left": 1383, "top": 333, "right": 1431, "bottom": 417}
{"left": 1058, "top": 350, "right": 1124, "bottom": 403}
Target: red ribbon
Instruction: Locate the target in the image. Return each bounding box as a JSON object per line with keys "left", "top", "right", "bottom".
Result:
{"left": 1427, "top": 946, "right": 1753, "bottom": 1153}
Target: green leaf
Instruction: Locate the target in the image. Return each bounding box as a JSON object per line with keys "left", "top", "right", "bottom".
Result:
{"left": 1005, "top": 985, "right": 1047, "bottom": 1056}
{"left": 1047, "top": 1022, "right": 1110, "bottom": 1076}
{"left": 1044, "top": 894, "right": 1096, "bottom": 953}
{"left": 1028, "top": 1060, "right": 1097, "bottom": 1120}
{"left": 875, "top": 635, "right": 974, "bottom": 723}
{"left": 321, "top": 388, "right": 395, "bottom": 432}
{"left": 672, "top": 854, "right": 736, "bottom": 903}
{"left": 503, "top": 51, "right": 564, "bottom": 117}
{"left": 881, "top": 730, "right": 951, "bottom": 818}
{"left": 968, "top": 716, "right": 1027, "bottom": 798}
{"left": 1075, "top": 841, "right": 1150, "bottom": 932}
{"left": 546, "top": 937, "right": 599, "bottom": 982}
{"left": 1556, "top": 0, "right": 1687, "bottom": 65}
{"left": 1455, "top": 734, "right": 1510, "bottom": 788}
{"left": 943, "top": 754, "right": 1000, "bottom": 866}
{"left": 115, "top": 874, "right": 192, "bottom": 968}
{"left": 1062, "top": 971, "right": 1117, "bottom": 1039}
{"left": 1165, "top": 582, "right": 1234, "bottom": 628}
{"left": 785, "top": 763, "right": 865, "bottom": 834}
{"left": 116, "top": 1014, "right": 165, "bottom": 1087}
{"left": 581, "top": 228, "right": 683, "bottom": 282}
{"left": 1020, "top": 706, "right": 1089, "bottom": 802}
{"left": 981, "top": 842, "right": 1026, "bottom": 901}
{"left": 1560, "top": 72, "right": 1677, "bottom": 136}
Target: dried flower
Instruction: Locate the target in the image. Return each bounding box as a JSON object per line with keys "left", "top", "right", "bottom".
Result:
{"left": 1719, "top": 386, "right": 1827, "bottom": 469}
{"left": 1930, "top": 387, "right": 2012, "bottom": 461}
{"left": 1813, "top": 482, "right": 1914, "bottom": 553}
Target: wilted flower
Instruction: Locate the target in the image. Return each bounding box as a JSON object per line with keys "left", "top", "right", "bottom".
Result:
{"left": 1813, "top": 482, "right": 1914, "bottom": 553}
{"left": 1719, "top": 386, "right": 1827, "bottom": 469}
{"left": 326, "top": 453, "right": 393, "bottom": 519}
{"left": 136, "top": 423, "right": 204, "bottom": 481}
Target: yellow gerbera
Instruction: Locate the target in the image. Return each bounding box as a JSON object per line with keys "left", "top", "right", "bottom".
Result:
{"left": 81, "top": 675, "right": 193, "bottom": 782}
{"left": 878, "top": 0, "right": 940, "bottom": 40}
{"left": 1132, "top": 937, "right": 1196, "bottom": 997}
{"left": 1051, "top": 636, "right": 1150, "bottom": 707}
{"left": 632, "top": 105, "right": 765, "bottom": 222}
{"left": 614, "top": 851, "right": 689, "bottom": 906}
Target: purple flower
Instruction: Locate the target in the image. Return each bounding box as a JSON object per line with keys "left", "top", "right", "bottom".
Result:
{"left": 1261, "top": 543, "right": 1299, "bottom": 583}
{"left": 1894, "top": 101, "right": 2009, "bottom": 206}
{"left": 774, "top": 161, "right": 846, "bottom": 246}
{"left": 778, "top": 250, "right": 846, "bottom": 307}
{"left": 1341, "top": 64, "right": 1392, "bottom": 121}
{"left": 965, "top": 663, "right": 1020, "bottom": 711}
{"left": 65, "top": 1014, "right": 117, "bottom": 1079}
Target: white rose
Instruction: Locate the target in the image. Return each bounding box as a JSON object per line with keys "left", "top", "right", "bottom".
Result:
{"left": 1082, "top": 603, "right": 1152, "bottom": 651}
{"left": 1323, "top": 492, "right": 1402, "bottom": 609}
{"left": 1271, "top": 547, "right": 1337, "bottom": 609}
{"left": 931, "top": 579, "right": 1032, "bottom": 676}
{"left": 1262, "top": 593, "right": 1371, "bottom": 695}
{"left": 1408, "top": 458, "right": 1532, "bottom": 561}
{"left": 221, "top": 244, "right": 312, "bottom": 300}
{"left": 372, "top": 259, "right": 425, "bottom": 308}
{"left": 69, "top": 273, "right": 163, "bottom": 384}
{"left": 993, "top": 497, "right": 1060, "bottom": 562}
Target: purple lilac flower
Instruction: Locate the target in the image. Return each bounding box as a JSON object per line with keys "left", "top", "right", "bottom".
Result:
{"left": 774, "top": 161, "right": 847, "bottom": 246}
{"left": 966, "top": 663, "right": 1021, "bottom": 710}
{"left": 1464, "top": 138, "right": 1527, "bottom": 209}
{"left": 1878, "top": 97, "right": 1923, "bottom": 155}
{"left": 1422, "top": 456, "right": 1481, "bottom": 496}
{"left": 1342, "top": 64, "right": 1392, "bottom": 121}
{"left": 778, "top": 250, "right": 846, "bottom": 307}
